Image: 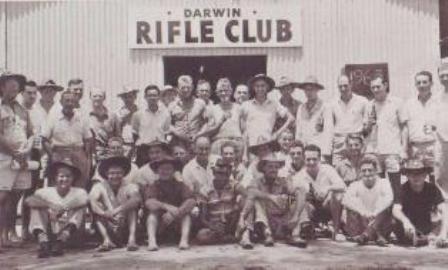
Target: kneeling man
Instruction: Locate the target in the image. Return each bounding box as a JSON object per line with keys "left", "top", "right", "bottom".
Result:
{"left": 26, "top": 160, "right": 88, "bottom": 258}
{"left": 196, "top": 159, "right": 242, "bottom": 245}
{"left": 392, "top": 159, "right": 448, "bottom": 247}
{"left": 144, "top": 156, "right": 196, "bottom": 251}
{"left": 343, "top": 155, "right": 393, "bottom": 246}
{"left": 89, "top": 156, "right": 141, "bottom": 252}
{"left": 291, "top": 144, "right": 346, "bottom": 240}
{"left": 241, "top": 153, "right": 307, "bottom": 249}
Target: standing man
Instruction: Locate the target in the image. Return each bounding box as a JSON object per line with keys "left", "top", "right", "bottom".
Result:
{"left": 207, "top": 78, "right": 244, "bottom": 157}
{"left": 364, "top": 75, "right": 405, "bottom": 198}
{"left": 110, "top": 86, "right": 139, "bottom": 159}
{"left": 0, "top": 71, "right": 32, "bottom": 250}
{"left": 291, "top": 144, "right": 346, "bottom": 240}
{"left": 34, "top": 79, "right": 64, "bottom": 204}
{"left": 36, "top": 79, "right": 64, "bottom": 120}
{"left": 89, "top": 87, "right": 114, "bottom": 162}
{"left": 295, "top": 76, "right": 333, "bottom": 163}
{"left": 335, "top": 134, "right": 365, "bottom": 186}
{"left": 220, "top": 142, "right": 246, "bottom": 183}
{"left": 241, "top": 74, "right": 294, "bottom": 154}
{"left": 67, "top": 78, "right": 84, "bottom": 109}
{"left": 42, "top": 91, "right": 94, "bottom": 189}
{"left": 330, "top": 75, "right": 369, "bottom": 166}
{"left": 26, "top": 160, "right": 88, "bottom": 258}
{"left": 91, "top": 137, "right": 139, "bottom": 185}
{"left": 392, "top": 160, "right": 448, "bottom": 247}
{"left": 274, "top": 76, "right": 301, "bottom": 132}
{"left": 182, "top": 137, "right": 218, "bottom": 196}
{"left": 402, "top": 71, "right": 439, "bottom": 185}
{"left": 160, "top": 85, "right": 178, "bottom": 108}
{"left": 279, "top": 140, "right": 305, "bottom": 179}
{"left": 132, "top": 85, "right": 171, "bottom": 166}
{"left": 168, "top": 75, "right": 211, "bottom": 146}
{"left": 196, "top": 79, "right": 213, "bottom": 106}
{"left": 233, "top": 84, "right": 249, "bottom": 104}
{"left": 435, "top": 62, "right": 448, "bottom": 195}
{"left": 21, "top": 80, "right": 44, "bottom": 241}
{"left": 342, "top": 156, "right": 393, "bottom": 246}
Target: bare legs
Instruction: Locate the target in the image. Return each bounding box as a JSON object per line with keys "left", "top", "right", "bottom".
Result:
{"left": 146, "top": 213, "right": 191, "bottom": 251}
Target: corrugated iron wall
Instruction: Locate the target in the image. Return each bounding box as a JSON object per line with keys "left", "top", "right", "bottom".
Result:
{"left": 0, "top": 0, "right": 441, "bottom": 108}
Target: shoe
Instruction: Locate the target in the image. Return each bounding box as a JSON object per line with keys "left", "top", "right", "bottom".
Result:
{"left": 288, "top": 237, "right": 308, "bottom": 248}
{"left": 239, "top": 229, "right": 254, "bottom": 250}
{"left": 300, "top": 222, "right": 315, "bottom": 240}
{"left": 51, "top": 240, "right": 64, "bottom": 256}
{"left": 127, "top": 243, "right": 139, "bottom": 252}
{"left": 354, "top": 234, "right": 369, "bottom": 246}
{"left": 240, "top": 238, "right": 254, "bottom": 250}
{"left": 37, "top": 242, "right": 51, "bottom": 258}
{"left": 412, "top": 233, "right": 429, "bottom": 247}
{"left": 376, "top": 235, "right": 388, "bottom": 247}
{"left": 264, "top": 234, "right": 274, "bottom": 247}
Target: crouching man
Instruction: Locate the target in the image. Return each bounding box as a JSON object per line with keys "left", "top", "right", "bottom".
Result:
{"left": 342, "top": 155, "right": 393, "bottom": 246}
{"left": 240, "top": 153, "right": 308, "bottom": 249}
{"left": 291, "top": 144, "right": 346, "bottom": 241}
{"left": 392, "top": 159, "right": 448, "bottom": 247}
{"left": 196, "top": 159, "right": 242, "bottom": 245}
{"left": 25, "top": 160, "right": 88, "bottom": 258}
{"left": 144, "top": 156, "right": 196, "bottom": 251}
{"left": 89, "top": 156, "right": 141, "bottom": 252}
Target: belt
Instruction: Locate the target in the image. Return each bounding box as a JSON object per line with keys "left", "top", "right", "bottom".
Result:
{"left": 334, "top": 132, "right": 362, "bottom": 137}
{"left": 410, "top": 141, "right": 436, "bottom": 146}
{"left": 214, "top": 136, "right": 243, "bottom": 141}
{"left": 52, "top": 145, "right": 84, "bottom": 151}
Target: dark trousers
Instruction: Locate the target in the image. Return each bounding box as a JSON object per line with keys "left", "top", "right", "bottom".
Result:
{"left": 22, "top": 148, "right": 43, "bottom": 234}
{"left": 345, "top": 209, "right": 392, "bottom": 239}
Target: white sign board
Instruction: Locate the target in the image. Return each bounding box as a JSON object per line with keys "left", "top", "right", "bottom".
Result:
{"left": 128, "top": 5, "right": 302, "bottom": 49}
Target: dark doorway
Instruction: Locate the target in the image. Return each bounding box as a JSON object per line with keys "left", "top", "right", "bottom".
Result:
{"left": 164, "top": 55, "right": 267, "bottom": 101}
{"left": 440, "top": 0, "right": 448, "bottom": 58}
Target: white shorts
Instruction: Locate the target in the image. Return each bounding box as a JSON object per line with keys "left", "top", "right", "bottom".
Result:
{"left": 0, "top": 158, "right": 31, "bottom": 191}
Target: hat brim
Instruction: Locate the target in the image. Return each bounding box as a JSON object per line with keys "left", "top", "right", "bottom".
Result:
{"left": 0, "top": 74, "right": 26, "bottom": 93}
{"left": 48, "top": 161, "right": 81, "bottom": 184}
{"left": 38, "top": 85, "right": 64, "bottom": 92}
{"left": 98, "top": 156, "right": 132, "bottom": 180}
{"left": 400, "top": 167, "right": 432, "bottom": 175}
{"left": 150, "top": 159, "right": 182, "bottom": 172}
{"left": 248, "top": 140, "right": 280, "bottom": 155}
{"left": 141, "top": 141, "right": 170, "bottom": 153}
{"left": 161, "top": 87, "right": 176, "bottom": 93}
{"left": 257, "top": 160, "right": 286, "bottom": 172}
{"left": 212, "top": 167, "right": 232, "bottom": 175}
{"left": 248, "top": 75, "right": 275, "bottom": 92}
{"left": 297, "top": 82, "right": 324, "bottom": 90}
{"left": 278, "top": 82, "right": 301, "bottom": 90}
{"left": 117, "top": 89, "right": 139, "bottom": 97}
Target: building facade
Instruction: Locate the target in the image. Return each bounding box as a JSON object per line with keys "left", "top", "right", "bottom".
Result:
{"left": 0, "top": 0, "right": 442, "bottom": 108}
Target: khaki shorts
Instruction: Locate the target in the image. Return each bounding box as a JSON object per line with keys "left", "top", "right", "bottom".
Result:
{"left": 376, "top": 154, "right": 401, "bottom": 173}
{"left": 0, "top": 159, "right": 31, "bottom": 191}
{"left": 409, "top": 141, "right": 436, "bottom": 168}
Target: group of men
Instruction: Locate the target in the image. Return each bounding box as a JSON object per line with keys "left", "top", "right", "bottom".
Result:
{"left": 1, "top": 61, "right": 448, "bottom": 258}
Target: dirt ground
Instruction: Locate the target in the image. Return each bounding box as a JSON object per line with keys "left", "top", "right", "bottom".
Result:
{"left": 2, "top": 239, "right": 448, "bottom": 270}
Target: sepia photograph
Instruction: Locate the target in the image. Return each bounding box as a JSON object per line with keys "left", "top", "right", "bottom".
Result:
{"left": 0, "top": 0, "right": 448, "bottom": 269}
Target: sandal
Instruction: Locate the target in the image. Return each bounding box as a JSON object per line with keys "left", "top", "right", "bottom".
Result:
{"left": 288, "top": 236, "right": 308, "bottom": 248}
{"left": 127, "top": 243, "right": 139, "bottom": 251}
{"left": 436, "top": 239, "right": 448, "bottom": 248}
{"left": 95, "top": 243, "right": 112, "bottom": 252}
